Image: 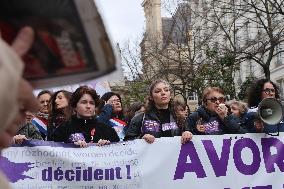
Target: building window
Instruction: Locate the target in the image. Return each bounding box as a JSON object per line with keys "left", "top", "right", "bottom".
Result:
{"left": 187, "top": 91, "right": 198, "bottom": 101}
{"left": 276, "top": 78, "right": 284, "bottom": 102}
{"left": 276, "top": 42, "right": 284, "bottom": 65}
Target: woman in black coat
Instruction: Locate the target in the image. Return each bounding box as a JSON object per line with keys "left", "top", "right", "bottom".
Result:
{"left": 53, "top": 86, "right": 119, "bottom": 147}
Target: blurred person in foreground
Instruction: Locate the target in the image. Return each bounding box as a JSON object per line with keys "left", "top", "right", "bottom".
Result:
{"left": 0, "top": 27, "right": 39, "bottom": 188}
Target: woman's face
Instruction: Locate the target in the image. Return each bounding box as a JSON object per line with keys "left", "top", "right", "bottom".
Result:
{"left": 109, "top": 95, "right": 122, "bottom": 113}
{"left": 151, "top": 82, "right": 171, "bottom": 109}
{"left": 75, "top": 94, "right": 95, "bottom": 118}
{"left": 261, "top": 82, "right": 276, "bottom": 100}
{"left": 175, "top": 105, "right": 188, "bottom": 120}
{"left": 230, "top": 104, "right": 241, "bottom": 117}
{"left": 55, "top": 92, "right": 69, "bottom": 109}
{"left": 38, "top": 93, "right": 51, "bottom": 114}
{"left": 205, "top": 91, "right": 225, "bottom": 113}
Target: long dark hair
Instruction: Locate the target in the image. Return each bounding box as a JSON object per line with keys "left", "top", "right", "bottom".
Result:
{"left": 171, "top": 100, "right": 187, "bottom": 130}
{"left": 247, "top": 79, "right": 279, "bottom": 108}
{"left": 48, "top": 90, "right": 72, "bottom": 126}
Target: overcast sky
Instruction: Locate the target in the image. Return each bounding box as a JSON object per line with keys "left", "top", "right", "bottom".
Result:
{"left": 96, "top": 0, "right": 145, "bottom": 44}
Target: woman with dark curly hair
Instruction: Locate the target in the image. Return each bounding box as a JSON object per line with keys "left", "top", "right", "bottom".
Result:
{"left": 247, "top": 79, "right": 280, "bottom": 109}
{"left": 47, "top": 90, "right": 72, "bottom": 141}
{"left": 246, "top": 79, "right": 283, "bottom": 133}
{"left": 125, "top": 79, "right": 193, "bottom": 144}
{"left": 52, "top": 86, "right": 119, "bottom": 147}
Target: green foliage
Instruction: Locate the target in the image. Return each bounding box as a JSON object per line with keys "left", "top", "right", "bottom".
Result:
{"left": 196, "top": 48, "right": 238, "bottom": 99}
{"left": 122, "top": 79, "right": 152, "bottom": 107}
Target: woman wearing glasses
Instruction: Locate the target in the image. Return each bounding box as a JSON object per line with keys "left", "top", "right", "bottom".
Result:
{"left": 246, "top": 79, "right": 283, "bottom": 133}
{"left": 188, "top": 87, "right": 247, "bottom": 135}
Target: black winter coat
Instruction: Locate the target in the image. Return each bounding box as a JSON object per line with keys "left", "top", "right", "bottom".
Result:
{"left": 188, "top": 106, "right": 247, "bottom": 135}
{"left": 124, "top": 108, "right": 191, "bottom": 140}
{"left": 53, "top": 116, "right": 120, "bottom": 143}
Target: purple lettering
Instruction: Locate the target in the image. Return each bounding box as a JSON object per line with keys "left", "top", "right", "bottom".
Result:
{"left": 54, "top": 167, "right": 63, "bottom": 181}
{"left": 252, "top": 186, "right": 272, "bottom": 189}
{"left": 105, "top": 168, "right": 114, "bottom": 180}
{"left": 94, "top": 169, "right": 103, "bottom": 180}
{"left": 174, "top": 142, "right": 206, "bottom": 180}
{"left": 233, "top": 138, "right": 260, "bottom": 175}
{"left": 75, "top": 167, "right": 81, "bottom": 181}
{"left": 261, "top": 138, "right": 284, "bottom": 173}
{"left": 115, "top": 167, "right": 122, "bottom": 179}
{"left": 126, "top": 165, "right": 131, "bottom": 179}
{"left": 65, "top": 170, "right": 75, "bottom": 181}
{"left": 202, "top": 139, "right": 231, "bottom": 177}
{"left": 82, "top": 167, "right": 92, "bottom": 181}
{"left": 42, "top": 167, "right": 52, "bottom": 181}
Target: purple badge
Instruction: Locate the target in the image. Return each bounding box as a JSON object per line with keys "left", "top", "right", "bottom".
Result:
{"left": 68, "top": 133, "right": 85, "bottom": 143}
{"left": 142, "top": 120, "right": 161, "bottom": 133}
{"left": 162, "top": 122, "right": 178, "bottom": 131}
{"left": 204, "top": 120, "right": 220, "bottom": 134}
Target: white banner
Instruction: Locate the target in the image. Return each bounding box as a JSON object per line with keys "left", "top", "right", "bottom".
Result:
{"left": 1, "top": 133, "right": 284, "bottom": 189}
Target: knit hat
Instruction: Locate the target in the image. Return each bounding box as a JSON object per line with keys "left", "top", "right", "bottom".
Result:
{"left": 0, "top": 39, "right": 23, "bottom": 132}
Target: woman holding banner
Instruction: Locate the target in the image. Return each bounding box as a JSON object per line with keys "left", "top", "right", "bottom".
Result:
{"left": 52, "top": 86, "right": 119, "bottom": 147}
{"left": 124, "top": 79, "right": 193, "bottom": 144}
{"left": 188, "top": 87, "right": 247, "bottom": 135}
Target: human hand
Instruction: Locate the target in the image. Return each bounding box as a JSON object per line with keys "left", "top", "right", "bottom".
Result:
{"left": 11, "top": 27, "right": 34, "bottom": 57}
{"left": 13, "top": 134, "right": 28, "bottom": 144}
{"left": 74, "top": 140, "right": 88, "bottom": 148}
{"left": 216, "top": 104, "right": 228, "bottom": 120}
{"left": 181, "top": 131, "right": 193, "bottom": 144}
{"left": 142, "top": 134, "right": 155, "bottom": 144}
{"left": 97, "top": 139, "right": 110, "bottom": 146}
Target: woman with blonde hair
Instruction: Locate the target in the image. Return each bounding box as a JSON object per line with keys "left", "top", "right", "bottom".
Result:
{"left": 188, "top": 87, "right": 247, "bottom": 135}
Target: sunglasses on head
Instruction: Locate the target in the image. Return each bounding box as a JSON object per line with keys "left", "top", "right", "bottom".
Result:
{"left": 262, "top": 88, "right": 275, "bottom": 94}
{"left": 207, "top": 96, "right": 225, "bottom": 103}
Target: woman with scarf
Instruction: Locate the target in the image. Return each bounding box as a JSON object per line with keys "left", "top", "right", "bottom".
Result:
{"left": 97, "top": 92, "right": 127, "bottom": 141}
{"left": 31, "top": 90, "right": 52, "bottom": 139}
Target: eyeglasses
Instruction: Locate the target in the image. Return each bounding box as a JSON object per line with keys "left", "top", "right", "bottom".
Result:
{"left": 206, "top": 97, "right": 225, "bottom": 103}
{"left": 262, "top": 88, "right": 275, "bottom": 94}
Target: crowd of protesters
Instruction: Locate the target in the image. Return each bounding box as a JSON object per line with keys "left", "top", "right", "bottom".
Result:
{"left": 8, "top": 77, "right": 284, "bottom": 149}
{"left": 1, "top": 26, "right": 284, "bottom": 188}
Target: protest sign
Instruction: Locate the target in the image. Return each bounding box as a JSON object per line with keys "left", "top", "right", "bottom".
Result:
{"left": 1, "top": 134, "right": 284, "bottom": 189}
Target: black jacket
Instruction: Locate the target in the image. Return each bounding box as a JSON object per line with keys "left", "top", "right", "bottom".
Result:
{"left": 53, "top": 116, "right": 120, "bottom": 143}
{"left": 124, "top": 108, "right": 191, "bottom": 140}
{"left": 188, "top": 106, "right": 247, "bottom": 135}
